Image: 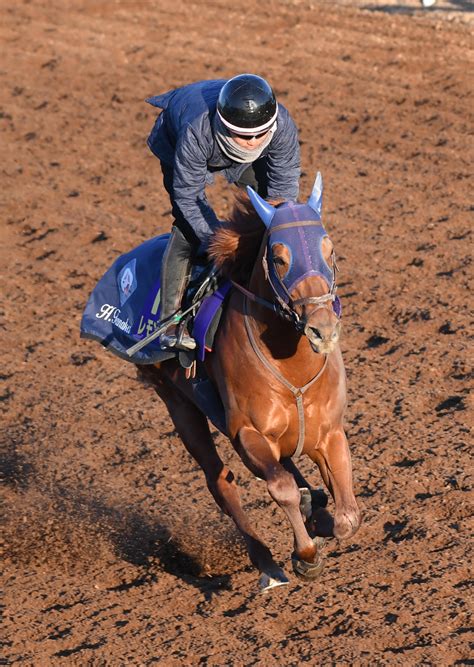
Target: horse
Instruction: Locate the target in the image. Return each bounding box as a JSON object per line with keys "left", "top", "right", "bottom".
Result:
{"left": 137, "top": 173, "right": 361, "bottom": 590}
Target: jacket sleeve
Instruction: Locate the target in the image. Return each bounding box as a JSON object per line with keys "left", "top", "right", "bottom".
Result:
{"left": 171, "top": 125, "right": 219, "bottom": 246}
{"left": 265, "top": 113, "right": 301, "bottom": 201}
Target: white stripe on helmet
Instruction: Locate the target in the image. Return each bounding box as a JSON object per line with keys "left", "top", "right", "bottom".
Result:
{"left": 217, "top": 105, "right": 279, "bottom": 134}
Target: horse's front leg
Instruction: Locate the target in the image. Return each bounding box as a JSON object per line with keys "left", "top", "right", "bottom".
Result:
{"left": 237, "top": 426, "right": 325, "bottom": 582}
{"left": 280, "top": 457, "right": 328, "bottom": 521}
{"left": 310, "top": 428, "right": 362, "bottom": 539}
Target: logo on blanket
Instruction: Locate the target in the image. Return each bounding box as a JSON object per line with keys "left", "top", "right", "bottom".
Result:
{"left": 95, "top": 304, "right": 132, "bottom": 334}
{"left": 117, "top": 259, "right": 137, "bottom": 306}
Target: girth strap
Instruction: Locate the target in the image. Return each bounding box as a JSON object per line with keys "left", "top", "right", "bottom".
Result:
{"left": 243, "top": 298, "right": 328, "bottom": 458}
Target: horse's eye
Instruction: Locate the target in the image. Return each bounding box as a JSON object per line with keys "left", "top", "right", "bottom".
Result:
{"left": 271, "top": 242, "right": 291, "bottom": 279}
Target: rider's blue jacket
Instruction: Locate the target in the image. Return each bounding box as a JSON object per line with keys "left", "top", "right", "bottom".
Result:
{"left": 146, "top": 79, "right": 300, "bottom": 246}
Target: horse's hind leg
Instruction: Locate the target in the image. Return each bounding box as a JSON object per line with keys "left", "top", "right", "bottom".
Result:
{"left": 310, "top": 428, "right": 361, "bottom": 539}
{"left": 141, "top": 367, "right": 288, "bottom": 586}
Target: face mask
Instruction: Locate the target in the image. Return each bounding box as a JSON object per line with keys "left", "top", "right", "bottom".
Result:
{"left": 213, "top": 114, "right": 276, "bottom": 164}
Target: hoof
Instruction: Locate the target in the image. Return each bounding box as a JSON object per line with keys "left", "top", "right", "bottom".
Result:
{"left": 292, "top": 553, "right": 324, "bottom": 581}
{"left": 333, "top": 508, "right": 361, "bottom": 539}
{"left": 259, "top": 568, "right": 290, "bottom": 592}
{"left": 292, "top": 537, "right": 325, "bottom": 581}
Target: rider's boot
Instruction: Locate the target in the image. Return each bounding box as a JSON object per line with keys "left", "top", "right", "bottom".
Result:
{"left": 159, "top": 226, "right": 196, "bottom": 351}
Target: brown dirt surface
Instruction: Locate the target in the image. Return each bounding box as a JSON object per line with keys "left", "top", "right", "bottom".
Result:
{"left": 1, "top": 0, "right": 473, "bottom": 664}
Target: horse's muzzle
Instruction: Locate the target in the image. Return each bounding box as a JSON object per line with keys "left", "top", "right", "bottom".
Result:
{"left": 304, "top": 321, "right": 341, "bottom": 354}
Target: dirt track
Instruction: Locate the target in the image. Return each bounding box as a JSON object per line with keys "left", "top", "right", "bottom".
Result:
{"left": 1, "top": 0, "right": 473, "bottom": 664}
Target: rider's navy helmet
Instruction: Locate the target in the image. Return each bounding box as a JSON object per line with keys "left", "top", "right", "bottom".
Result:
{"left": 217, "top": 74, "right": 278, "bottom": 134}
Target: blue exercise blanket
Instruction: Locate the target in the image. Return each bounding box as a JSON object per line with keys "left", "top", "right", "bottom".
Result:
{"left": 80, "top": 234, "right": 174, "bottom": 364}
{"left": 80, "top": 234, "right": 230, "bottom": 434}
{"left": 80, "top": 234, "right": 232, "bottom": 367}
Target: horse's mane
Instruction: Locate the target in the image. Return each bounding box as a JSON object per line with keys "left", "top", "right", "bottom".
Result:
{"left": 208, "top": 193, "right": 282, "bottom": 284}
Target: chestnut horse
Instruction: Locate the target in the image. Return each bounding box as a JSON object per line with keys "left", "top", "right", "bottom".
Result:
{"left": 138, "top": 173, "right": 361, "bottom": 589}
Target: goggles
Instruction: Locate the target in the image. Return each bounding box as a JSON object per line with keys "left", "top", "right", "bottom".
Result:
{"left": 230, "top": 129, "right": 269, "bottom": 141}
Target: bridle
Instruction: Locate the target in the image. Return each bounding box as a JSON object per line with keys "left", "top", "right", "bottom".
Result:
{"left": 232, "top": 219, "right": 341, "bottom": 337}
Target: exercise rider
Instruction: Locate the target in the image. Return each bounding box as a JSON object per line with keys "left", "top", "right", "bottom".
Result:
{"left": 146, "top": 73, "right": 301, "bottom": 350}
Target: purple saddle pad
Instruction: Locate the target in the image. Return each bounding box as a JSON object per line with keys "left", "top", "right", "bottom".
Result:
{"left": 193, "top": 282, "right": 232, "bottom": 361}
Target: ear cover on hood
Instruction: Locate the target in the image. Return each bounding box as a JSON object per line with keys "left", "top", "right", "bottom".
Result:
{"left": 307, "top": 171, "right": 323, "bottom": 218}
{"left": 246, "top": 186, "right": 276, "bottom": 228}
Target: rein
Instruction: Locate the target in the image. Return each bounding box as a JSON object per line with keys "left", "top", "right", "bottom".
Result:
{"left": 232, "top": 279, "right": 336, "bottom": 335}
{"left": 243, "top": 297, "right": 328, "bottom": 459}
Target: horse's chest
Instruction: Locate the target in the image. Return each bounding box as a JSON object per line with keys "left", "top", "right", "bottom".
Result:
{"left": 233, "top": 381, "right": 326, "bottom": 454}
